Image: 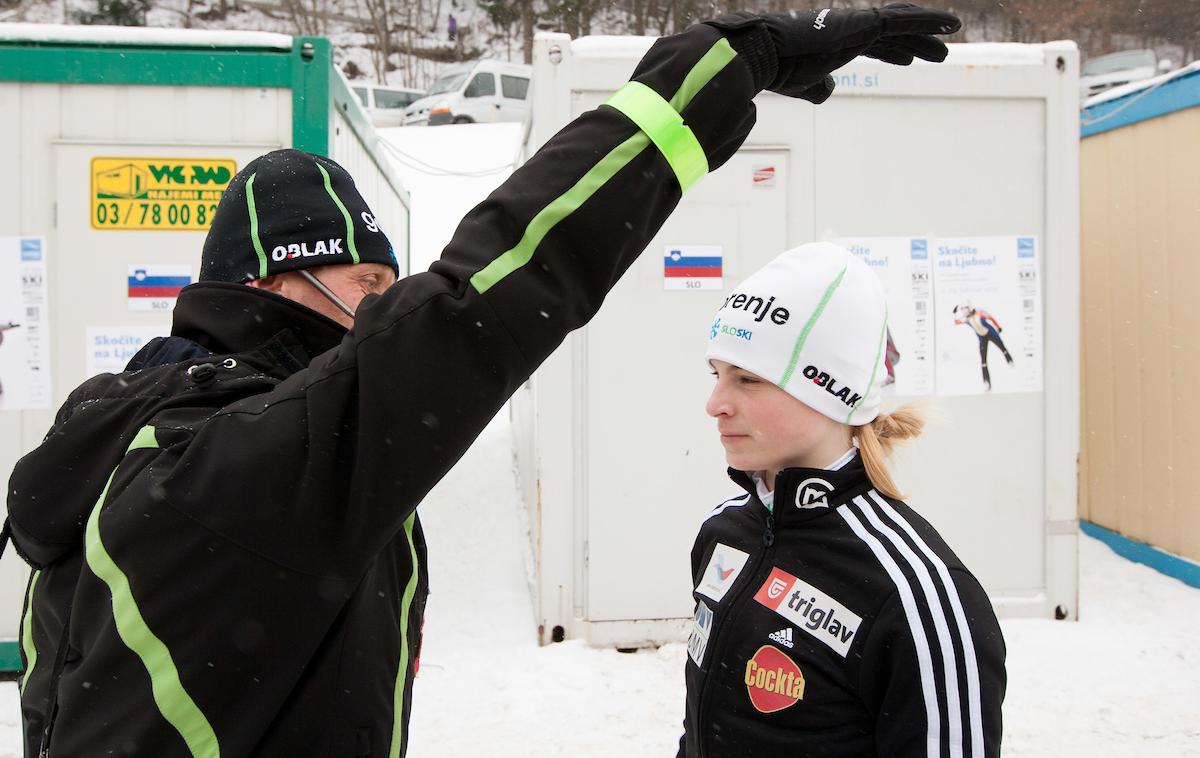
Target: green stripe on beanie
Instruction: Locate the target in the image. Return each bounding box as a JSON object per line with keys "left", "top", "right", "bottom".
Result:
{"left": 200, "top": 148, "right": 397, "bottom": 283}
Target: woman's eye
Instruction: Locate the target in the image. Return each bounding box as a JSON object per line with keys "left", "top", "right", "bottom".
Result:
{"left": 738, "top": 376, "right": 760, "bottom": 385}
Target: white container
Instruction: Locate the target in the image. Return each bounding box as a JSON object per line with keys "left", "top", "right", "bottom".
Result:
{"left": 514, "top": 33, "right": 1081, "bottom": 647}
{"left": 0, "top": 24, "right": 411, "bottom": 670}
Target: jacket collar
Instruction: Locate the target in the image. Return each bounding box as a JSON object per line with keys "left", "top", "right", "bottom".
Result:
{"left": 170, "top": 282, "right": 347, "bottom": 363}
{"left": 729, "top": 452, "right": 874, "bottom": 524}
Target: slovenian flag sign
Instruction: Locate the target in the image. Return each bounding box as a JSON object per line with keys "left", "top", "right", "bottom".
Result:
{"left": 664, "top": 245, "right": 723, "bottom": 291}
{"left": 128, "top": 264, "right": 192, "bottom": 310}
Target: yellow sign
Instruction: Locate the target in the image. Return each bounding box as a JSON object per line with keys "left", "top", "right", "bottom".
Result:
{"left": 90, "top": 157, "right": 237, "bottom": 231}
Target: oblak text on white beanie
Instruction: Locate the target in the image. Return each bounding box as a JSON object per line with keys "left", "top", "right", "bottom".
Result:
{"left": 704, "top": 242, "right": 889, "bottom": 426}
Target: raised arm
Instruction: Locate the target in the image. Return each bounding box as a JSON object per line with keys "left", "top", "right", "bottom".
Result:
{"left": 166, "top": 7, "right": 962, "bottom": 579}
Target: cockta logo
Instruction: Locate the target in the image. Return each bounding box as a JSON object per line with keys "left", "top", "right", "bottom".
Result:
{"left": 744, "top": 645, "right": 805, "bottom": 713}
{"left": 802, "top": 365, "right": 862, "bottom": 408}
{"left": 718, "top": 292, "right": 791, "bottom": 326}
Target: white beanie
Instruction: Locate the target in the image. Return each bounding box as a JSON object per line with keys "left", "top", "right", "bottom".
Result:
{"left": 704, "top": 242, "right": 888, "bottom": 426}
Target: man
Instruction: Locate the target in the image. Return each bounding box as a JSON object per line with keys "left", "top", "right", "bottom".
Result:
{"left": 9, "top": 6, "right": 960, "bottom": 756}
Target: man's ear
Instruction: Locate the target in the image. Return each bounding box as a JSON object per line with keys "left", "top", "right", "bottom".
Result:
{"left": 246, "top": 274, "right": 284, "bottom": 293}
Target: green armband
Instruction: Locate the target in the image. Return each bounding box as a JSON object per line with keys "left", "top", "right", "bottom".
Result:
{"left": 604, "top": 81, "right": 708, "bottom": 193}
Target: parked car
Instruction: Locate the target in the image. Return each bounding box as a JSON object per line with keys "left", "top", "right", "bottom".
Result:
{"left": 403, "top": 60, "right": 532, "bottom": 126}
{"left": 350, "top": 83, "right": 425, "bottom": 128}
{"left": 1079, "top": 49, "right": 1172, "bottom": 100}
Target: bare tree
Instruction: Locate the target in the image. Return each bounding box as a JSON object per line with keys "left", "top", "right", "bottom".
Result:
{"left": 281, "top": 0, "right": 323, "bottom": 36}
{"left": 360, "top": 0, "right": 394, "bottom": 81}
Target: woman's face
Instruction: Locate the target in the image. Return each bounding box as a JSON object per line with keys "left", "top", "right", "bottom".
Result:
{"left": 705, "top": 359, "right": 848, "bottom": 476}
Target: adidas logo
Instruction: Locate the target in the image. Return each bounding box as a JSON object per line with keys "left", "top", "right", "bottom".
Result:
{"left": 768, "top": 627, "right": 794, "bottom": 649}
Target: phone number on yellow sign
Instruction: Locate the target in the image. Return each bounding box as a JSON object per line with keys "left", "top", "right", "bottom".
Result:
{"left": 93, "top": 201, "right": 221, "bottom": 231}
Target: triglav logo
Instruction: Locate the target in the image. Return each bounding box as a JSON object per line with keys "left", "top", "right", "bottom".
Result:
{"left": 754, "top": 568, "right": 863, "bottom": 657}
{"left": 795, "top": 477, "right": 834, "bottom": 509}
{"left": 765, "top": 576, "right": 788, "bottom": 600}
{"left": 802, "top": 365, "right": 862, "bottom": 408}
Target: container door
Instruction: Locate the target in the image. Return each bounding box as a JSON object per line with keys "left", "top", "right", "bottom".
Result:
{"left": 583, "top": 149, "right": 790, "bottom": 622}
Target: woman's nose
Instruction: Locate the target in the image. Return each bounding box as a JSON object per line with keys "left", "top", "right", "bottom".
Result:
{"left": 705, "top": 383, "right": 729, "bottom": 418}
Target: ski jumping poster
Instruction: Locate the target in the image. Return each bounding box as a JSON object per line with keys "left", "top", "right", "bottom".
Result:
{"left": 933, "top": 236, "right": 1042, "bottom": 395}
{"left": 836, "top": 237, "right": 934, "bottom": 397}
{"left": 86, "top": 325, "right": 168, "bottom": 379}
{"left": 0, "top": 237, "right": 52, "bottom": 411}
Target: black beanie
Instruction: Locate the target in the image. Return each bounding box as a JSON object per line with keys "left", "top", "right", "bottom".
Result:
{"left": 199, "top": 149, "right": 399, "bottom": 283}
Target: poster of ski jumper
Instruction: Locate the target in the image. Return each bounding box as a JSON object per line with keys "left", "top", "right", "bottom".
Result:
{"left": 933, "top": 235, "right": 1042, "bottom": 395}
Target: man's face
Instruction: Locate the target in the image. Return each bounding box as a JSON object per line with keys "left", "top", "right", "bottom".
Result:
{"left": 247, "top": 263, "right": 397, "bottom": 328}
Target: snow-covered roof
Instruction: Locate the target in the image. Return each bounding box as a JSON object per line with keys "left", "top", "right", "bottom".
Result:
{"left": 568, "top": 37, "right": 1076, "bottom": 66}
{"left": 0, "top": 22, "right": 292, "bottom": 49}
{"left": 1080, "top": 60, "right": 1200, "bottom": 137}
{"left": 943, "top": 40, "right": 1076, "bottom": 66}
{"left": 1082, "top": 59, "right": 1200, "bottom": 108}
{"left": 571, "top": 35, "right": 655, "bottom": 58}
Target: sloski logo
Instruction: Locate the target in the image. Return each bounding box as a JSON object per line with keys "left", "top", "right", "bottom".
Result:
{"left": 745, "top": 645, "right": 805, "bottom": 713}
{"left": 768, "top": 627, "right": 794, "bottom": 649}
{"left": 696, "top": 543, "right": 750, "bottom": 603}
{"left": 754, "top": 568, "right": 863, "bottom": 657}
{"left": 795, "top": 477, "right": 834, "bottom": 509}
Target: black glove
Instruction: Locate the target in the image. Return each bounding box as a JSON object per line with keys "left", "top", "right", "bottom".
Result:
{"left": 708, "top": 4, "right": 961, "bottom": 104}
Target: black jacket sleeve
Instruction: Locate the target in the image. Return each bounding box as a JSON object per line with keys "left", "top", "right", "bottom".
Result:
{"left": 858, "top": 569, "right": 1006, "bottom": 757}
{"left": 160, "top": 22, "right": 765, "bottom": 580}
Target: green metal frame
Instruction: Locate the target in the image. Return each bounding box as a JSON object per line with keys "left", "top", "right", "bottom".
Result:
{"left": 0, "top": 641, "right": 20, "bottom": 674}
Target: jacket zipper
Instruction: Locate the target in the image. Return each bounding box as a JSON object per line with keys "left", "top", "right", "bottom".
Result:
{"left": 694, "top": 506, "right": 776, "bottom": 758}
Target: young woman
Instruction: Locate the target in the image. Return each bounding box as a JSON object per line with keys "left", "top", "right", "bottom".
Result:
{"left": 679, "top": 243, "right": 1006, "bottom": 758}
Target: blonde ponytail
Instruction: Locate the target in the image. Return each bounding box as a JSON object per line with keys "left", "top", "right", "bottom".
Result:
{"left": 852, "top": 404, "right": 926, "bottom": 500}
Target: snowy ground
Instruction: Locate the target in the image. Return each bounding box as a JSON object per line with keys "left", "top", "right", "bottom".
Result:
{"left": 0, "top": 127, "right": 1196, "bottom": 756}
{"left": 2, "top": 413, "right": 1195, "bottom": 757}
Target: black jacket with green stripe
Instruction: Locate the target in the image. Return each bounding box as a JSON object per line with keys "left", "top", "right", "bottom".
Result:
{"left": 8, "top": 18, "right": 776, "bottom": 758}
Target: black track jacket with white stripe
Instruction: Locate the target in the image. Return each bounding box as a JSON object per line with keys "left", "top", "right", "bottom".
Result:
{"left": 8, "top": 19, "right": 775, "bottom": 758}
{"left": 679, "top": 454, "right": 1006, "bottom": 758}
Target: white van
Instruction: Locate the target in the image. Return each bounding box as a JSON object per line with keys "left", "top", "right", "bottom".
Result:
{"left": 350, "top": 83, "right": 425, "bottom": 128}
{"left": 403, "top": 60, "right": 532, "bottom": 126}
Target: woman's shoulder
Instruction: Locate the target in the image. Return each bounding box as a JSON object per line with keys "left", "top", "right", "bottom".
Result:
{"left": 839, "top": 490, "right": 973, "bottom": 575}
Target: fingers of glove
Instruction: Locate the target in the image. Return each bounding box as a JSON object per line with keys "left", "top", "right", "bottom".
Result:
{"left": 862, "top": 42, "right": 914, "bottom": 66}
{"left": 876, "top": 4, "right": 962, "bottom": 36}
{"left": 883, "top": 32, "right": 945, "bottom": 61}
{"left": 797, "top": 75, "right": 836, "bottom": 104}
{"left": 873, "top": 33, "right": 949, "bottom": 62}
